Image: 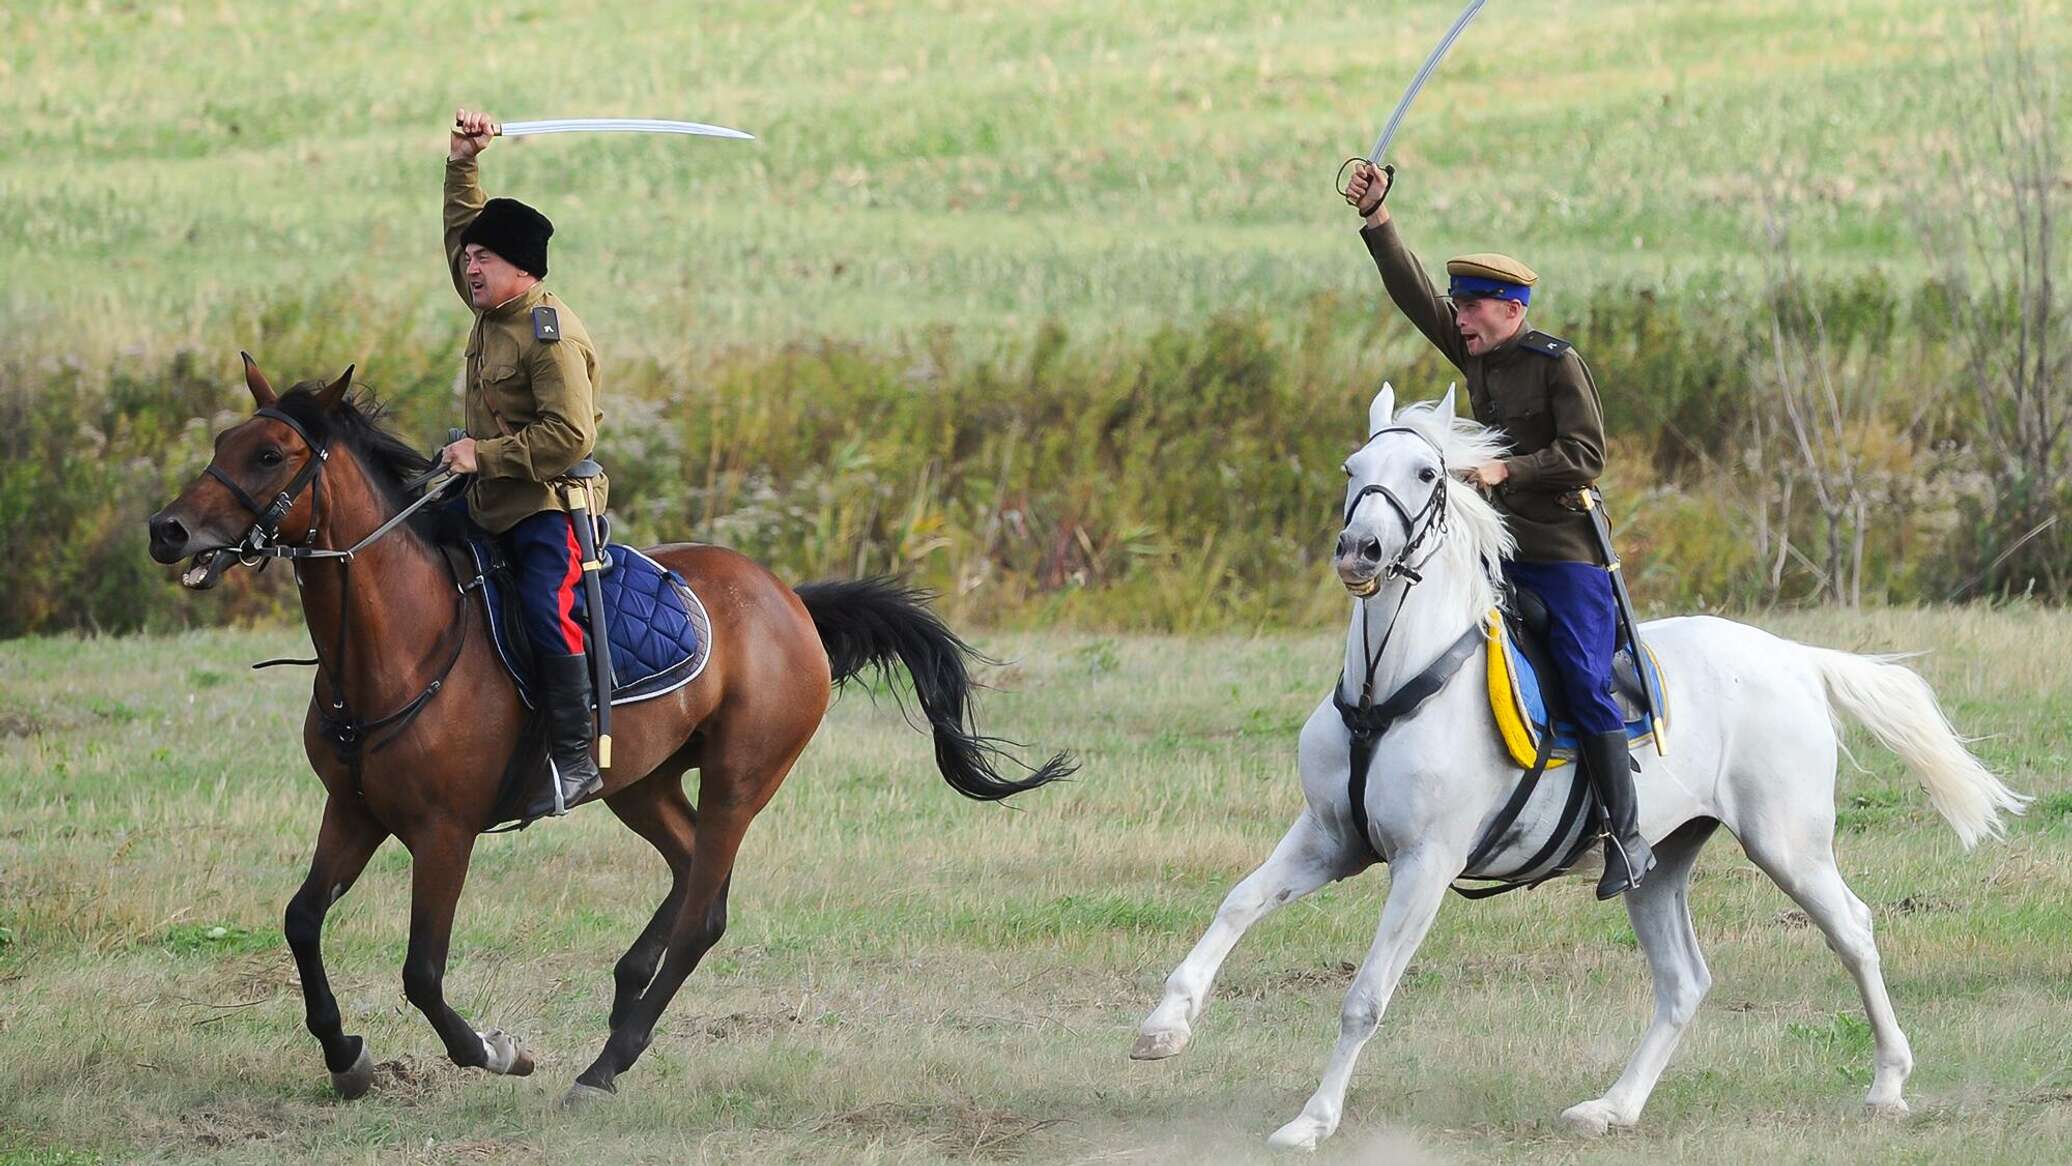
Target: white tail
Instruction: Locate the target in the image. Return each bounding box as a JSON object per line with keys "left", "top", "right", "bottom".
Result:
{"left": 1806, "top": 647, "right": 2030, "bottom": 849}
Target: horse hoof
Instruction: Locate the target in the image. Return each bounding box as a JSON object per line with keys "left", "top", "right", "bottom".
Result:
{"left": 562, "top": 1082, "right": 615, "bottom": 1109}
{"left": 330, "top": 1043, "right": 375, "bottom": 1100}
{"left": 1558, "top": 1100, "right": 1632, "bottom": 1137}
{"left": 1265, "top": 1117, "right": 1324, "bottom": 1152}
{"left": 1866, "top": 1098, "right": 1910, "bottom": 1120}
{"left": 478, "top": 1029, "right": 535, "bottom": 1077}
{"left": 1130, "top": 1026, "right": 1190, "bottom": 1061}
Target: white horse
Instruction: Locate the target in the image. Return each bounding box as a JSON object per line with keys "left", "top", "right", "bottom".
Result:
{"left": 1131, "top": 384, "right": 2028, "bottom": 1150}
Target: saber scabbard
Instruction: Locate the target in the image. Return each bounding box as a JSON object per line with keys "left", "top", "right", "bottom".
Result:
{"left": 1582, "top": 487, "right": 1667, "bottom": 757}
{"left": 562, "top": 484, "right": 615, "bottom": 769}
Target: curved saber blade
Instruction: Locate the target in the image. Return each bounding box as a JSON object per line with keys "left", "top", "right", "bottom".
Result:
{"left": 1367, "top": 0, "right": 1487, "bottom": 164}
{"left": 495, "top": 118, "right": 756, "bottom": 142}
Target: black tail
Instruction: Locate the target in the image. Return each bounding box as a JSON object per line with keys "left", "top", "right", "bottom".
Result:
{"left": 795, "top": 578, "right": 1075, "bottom": 801}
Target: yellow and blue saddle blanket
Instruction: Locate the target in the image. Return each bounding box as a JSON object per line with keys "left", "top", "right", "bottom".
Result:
{"left": 457, "top": 536, "right": 711, "bottom": 709}
{"left": 1484, "top": 608, "right": 1668, "bottom": 769}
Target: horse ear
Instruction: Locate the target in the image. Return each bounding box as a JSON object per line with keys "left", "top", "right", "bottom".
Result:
{"left": 241, "top": 351, "right": 277, "bottom": 408}
{"left": 1439, "top": 381, "right": 1459, "bottom": 421}
{"left": 315, "top": 365, "right": 355, "bottom": 411}
{"left": 1367, "top": 381, "right": 1396, "bottom": 437}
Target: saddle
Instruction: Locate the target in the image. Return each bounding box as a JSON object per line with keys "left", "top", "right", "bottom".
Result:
{"left": 438, "top": 519, "right": 712, "bottom": 830}
{"left": 1490, "top": 585, "right": 1667, "bottom": 769}
{"left": 450, "top": 532, "right": 711, "bottom": 710}
{"left": 1443, "top": 588, "right": 1668, "bottom": 898}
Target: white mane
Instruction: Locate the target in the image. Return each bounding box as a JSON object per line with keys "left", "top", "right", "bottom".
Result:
{"left": 1374, "top": 398, "right": 1516, "bottom": 615}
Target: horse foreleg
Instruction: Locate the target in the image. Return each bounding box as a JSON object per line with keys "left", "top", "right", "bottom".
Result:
{"left": 284, "top": 796, "right": 390, "bottom": 1098}
{"left": 400, "top": 824, "right": 533, "bottom": 1077}
{"left": 1267, "top": 850, "right": 1452, "bottom": 1151}
{"left": 1134, "top": 810, "right": 1362, "bottom": 1060}
{"left": 1562, "top": 818, "right": 1719, "bottom": 1135}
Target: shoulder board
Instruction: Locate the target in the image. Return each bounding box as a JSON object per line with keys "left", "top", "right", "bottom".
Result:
{"left": 1519, "top": 330, "right": 1571, "bottom": 358}
{"left": 531, "top": 305, "right": 561, "bottom": 342}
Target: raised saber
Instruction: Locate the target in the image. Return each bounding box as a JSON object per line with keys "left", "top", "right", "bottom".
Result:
{"left": 1338, "top": 0, "right": 1488, "bottom": 206}
{"left": 483, "top": 117, "right": 756, "bottom": 142}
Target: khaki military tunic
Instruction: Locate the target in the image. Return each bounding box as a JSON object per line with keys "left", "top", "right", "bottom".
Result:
{"left": 1361, "top": 220, "right": 1606, "bottom": 565}
{"left": 444, "top": 157, "right": 609, "bottom": 535}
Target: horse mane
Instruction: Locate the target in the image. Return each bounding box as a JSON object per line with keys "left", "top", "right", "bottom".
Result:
{"left": 271, "top": 383, "right": 441, "bottom": 536}
{"left": 1379, "top": 399, "right": 1516, "bottom": 614}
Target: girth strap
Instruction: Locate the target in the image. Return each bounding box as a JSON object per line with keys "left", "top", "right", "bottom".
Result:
{"left": 1460, "top": 729, "right": 1557, "bottom": 875}
{"left": 1335, "top": 621, "right": 1484, "bottom": 857}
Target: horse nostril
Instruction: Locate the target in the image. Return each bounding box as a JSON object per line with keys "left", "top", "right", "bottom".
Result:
{"left": 1360, "top": 538, "right": 1382, "bottom": 563}
{"left": 1335, "top": 533, "right": 1355, "bottom": 559}
{"left": 148, "top": 514, "right": 188, "bottom": 557}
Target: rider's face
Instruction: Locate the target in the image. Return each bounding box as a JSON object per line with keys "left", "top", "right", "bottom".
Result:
{"left": 463, "top": 245, "right": 534, "bottom": 309}
{"left": 1455, "top": 296, "right": 1525, "bottom": 356}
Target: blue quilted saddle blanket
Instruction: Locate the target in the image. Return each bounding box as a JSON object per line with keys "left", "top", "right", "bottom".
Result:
{"left": 458, "top": 537, "right": 711, "bottom": 709}
{"left": 1486, "top": 611, "right": 1667, "bottom": 770}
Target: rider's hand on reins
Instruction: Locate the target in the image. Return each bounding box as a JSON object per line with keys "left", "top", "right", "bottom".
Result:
{"left": 1464, "top": 460, "right": 1509, "bottom": 489}
{"left": 1453, "top": 462, "right": 1499, "bottom": 493}
{"left": 439, "top": 436, "right": 480, "bottom": 475}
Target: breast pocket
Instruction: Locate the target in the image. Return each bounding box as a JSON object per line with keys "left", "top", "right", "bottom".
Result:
{"left": 479, "top": 364, "right": 530, "bottom": 432}
{"left": 1496, "top": 394, "right": 1553, "bottom": 454}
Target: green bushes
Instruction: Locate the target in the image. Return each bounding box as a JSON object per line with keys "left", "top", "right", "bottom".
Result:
{"left": 0, "top": 278, "right": 2051, "bottom": 638}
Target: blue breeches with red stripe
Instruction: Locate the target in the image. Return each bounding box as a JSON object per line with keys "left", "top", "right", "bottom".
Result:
{"left": 1502, "top": 558, "right": 1624, "bottom": 735}
{"left": 501, "top": 511, "right": 586, "bottom": 657}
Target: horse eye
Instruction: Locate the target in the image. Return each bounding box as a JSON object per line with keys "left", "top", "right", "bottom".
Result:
{"left": 1341, "top": 464, "right": 1353, "bottom": 478}
{"left": 1418, "top": 467, "right": 1438, "bottom": 483}
{"left": 257, "top": 448, "right": 284, "bottom": 468}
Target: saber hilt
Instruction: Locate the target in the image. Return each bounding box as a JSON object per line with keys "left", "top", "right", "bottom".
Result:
{"left": 1337, "top": 159, "right": 1396, "bottom": 215}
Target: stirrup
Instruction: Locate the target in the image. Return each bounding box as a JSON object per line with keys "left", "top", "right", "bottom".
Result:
{"left": 544, "top": 757, "right": 601, "bottom": 817}
{"left": 1596, "top": 833, "right": 1654, "bottom": 899}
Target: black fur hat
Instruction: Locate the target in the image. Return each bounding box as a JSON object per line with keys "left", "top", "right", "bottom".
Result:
{"left": 459, "top": 197, "right": 553, "bottom": 277}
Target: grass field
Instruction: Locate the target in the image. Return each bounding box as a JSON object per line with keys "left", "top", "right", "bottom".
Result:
{"left": 8, "top": 0, "right": 2062, "bottom": 355}
{"left": 2, "top": 607, "right": 2068, "bottom": 1164}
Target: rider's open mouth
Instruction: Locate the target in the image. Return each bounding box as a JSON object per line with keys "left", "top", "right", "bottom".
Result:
{"left": 181, "top": 549, "right": 233, "bottom": 591}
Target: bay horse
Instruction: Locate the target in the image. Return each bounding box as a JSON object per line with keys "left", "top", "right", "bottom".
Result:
{"left": 145, "top": 357, "right": 1071, "bottom": 1103}
{"left": 1131, "top": 385, "right": 2028, "bottom": 1149}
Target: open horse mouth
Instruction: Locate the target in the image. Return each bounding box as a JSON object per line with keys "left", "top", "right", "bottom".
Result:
{"left": 180, "top": 549, "right": 235, "bottom": 591}
{"left": 1342, "top": 576, "right": 1381, "bottom": 598}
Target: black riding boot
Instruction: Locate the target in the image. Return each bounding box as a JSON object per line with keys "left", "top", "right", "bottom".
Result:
{"left": 536, "top": 652, "right": 603, "bottom": 816}
{"left": 1580, "top": 729, "right": 1654, "bottom": 899}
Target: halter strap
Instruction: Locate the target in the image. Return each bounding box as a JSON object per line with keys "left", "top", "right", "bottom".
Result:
{"left": 203, "top": 406, "right": 331, "bottom": 553}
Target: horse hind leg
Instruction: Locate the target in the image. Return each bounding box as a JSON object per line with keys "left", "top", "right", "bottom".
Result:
{"left": 568, "top": 720, "right": 803, "bottom": 1101}
{"left": 1562, "top": 817, "right": 1719, "bottom": 1136}
{"left": 1741, "top": 822, "right": 1914, "bottom": 1116}
{"left": 601, "top": 772, "right": 701, "bottom": 1031}
{"left": 1134, "top": 810, "right": 1365, "bottom": 1061}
